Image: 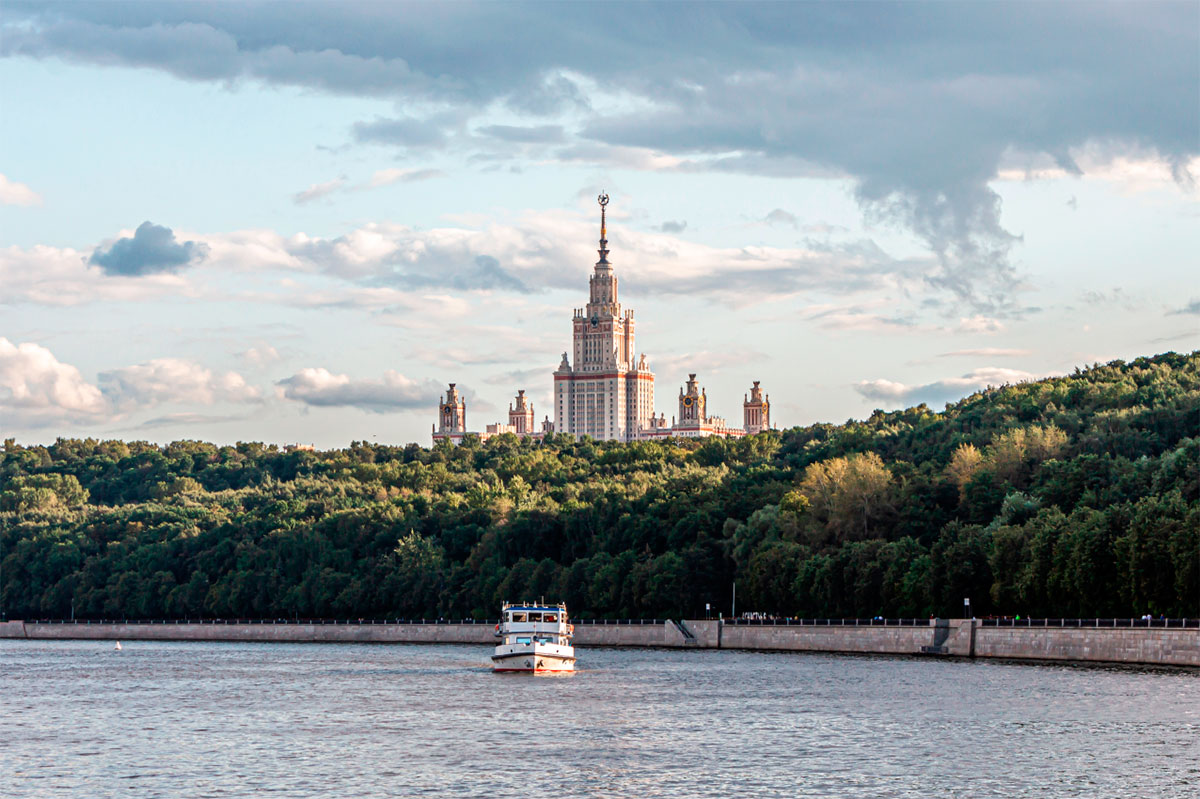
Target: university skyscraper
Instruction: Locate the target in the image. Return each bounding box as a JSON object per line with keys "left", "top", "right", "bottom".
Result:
{"left": 553, "top": 194, "right": 656, "bottom": 442}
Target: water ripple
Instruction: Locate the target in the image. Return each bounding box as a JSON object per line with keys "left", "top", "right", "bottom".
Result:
{"left": 1, "top": 641, "right": 1197, "bottom": 798}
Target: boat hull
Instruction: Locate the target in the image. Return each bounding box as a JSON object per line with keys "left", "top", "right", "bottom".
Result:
{"left": 491, "top": 649, "right": 576, "bottom": 673}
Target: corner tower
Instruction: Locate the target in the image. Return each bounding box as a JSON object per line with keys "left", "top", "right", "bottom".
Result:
{"left": 743, "top": 380, "right": 769, "bottom": 434}
{"left": 554, "top": 194, "right": 655, "bottom": 441}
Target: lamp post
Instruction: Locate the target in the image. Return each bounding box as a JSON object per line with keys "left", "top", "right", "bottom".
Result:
{"left": 964, "top": 597, "right": 971, "bottom": 619}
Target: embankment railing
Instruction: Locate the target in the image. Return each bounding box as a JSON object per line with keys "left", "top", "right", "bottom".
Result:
{"left": 14, "top": 617, "right": 1199, "bottom": 628}
{"left": 18, "top": 617, "right": 668, "bottom": 626}
{"left": 981, "top": 618, "right": 1198, "bottom": 628}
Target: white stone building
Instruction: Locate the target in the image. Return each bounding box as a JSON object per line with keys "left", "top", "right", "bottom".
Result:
{"left": 553, "top": 193, "right": 656, "bottom": 442}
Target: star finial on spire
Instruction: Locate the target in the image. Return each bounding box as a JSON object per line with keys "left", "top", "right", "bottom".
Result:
{"left": 596, "top": 192, "right": 611, "bottom": 266}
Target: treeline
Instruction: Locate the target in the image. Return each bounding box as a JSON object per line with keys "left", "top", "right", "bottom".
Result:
{"left": 1, "top": 351, "right": 1197, "bottom": 620}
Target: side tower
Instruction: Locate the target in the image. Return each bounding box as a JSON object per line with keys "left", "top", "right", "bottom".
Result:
{"left": 678, "top": 373, "right": 707, "bottom": 426}
{"left": 508, "top": 389, "right": 535, "bottom": 434}
{"left": 437, "top": 383, "right": 466, "bottom": 435}
{"left": 743, "top": 380, "right": 770, "bottom": 434}
{"left": 554, "top": 194, "right": 655, "bottom": 441}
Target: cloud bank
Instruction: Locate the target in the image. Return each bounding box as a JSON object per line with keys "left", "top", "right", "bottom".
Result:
{"left": 0, "top": 339, "right": 261, "bottom": 428}
{"left": 3, "top": 3, "right": 1195, "bottom": 310}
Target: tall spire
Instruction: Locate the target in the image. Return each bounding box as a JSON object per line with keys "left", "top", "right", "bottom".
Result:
{"left": 596, "top": 192, "right": 610, "bottom": 267}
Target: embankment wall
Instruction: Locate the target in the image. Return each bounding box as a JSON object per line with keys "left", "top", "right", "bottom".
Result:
{"left": 3, "top": 620, "right": 1196, "bottom": 667}
{"left": 974, "top": 626, "right": 1200, "bottom": 667}
{"left": 718, "top": 619, "right": 974, "bottom": 657}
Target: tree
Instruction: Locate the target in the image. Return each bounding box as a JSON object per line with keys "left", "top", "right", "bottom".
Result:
{"left": 798, "top": 452, "right": 894, "bottom": 541}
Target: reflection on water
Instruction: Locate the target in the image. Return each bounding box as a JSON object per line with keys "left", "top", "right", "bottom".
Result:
{"left": 2, "top": 640, "right": 1197, "bottom": 798}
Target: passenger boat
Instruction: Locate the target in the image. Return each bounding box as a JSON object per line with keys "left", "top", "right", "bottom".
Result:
{"left": 491, "top": 602, "right": 576, "bottom": 673}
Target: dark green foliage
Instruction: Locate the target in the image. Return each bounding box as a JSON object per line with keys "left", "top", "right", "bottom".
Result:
{"left": 2, "top": 352, "right": 1198, "bottom": 620}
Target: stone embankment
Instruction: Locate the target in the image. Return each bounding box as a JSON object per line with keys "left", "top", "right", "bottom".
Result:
{"left": 2, "top": 619, "right": 1196, "bottom": 667}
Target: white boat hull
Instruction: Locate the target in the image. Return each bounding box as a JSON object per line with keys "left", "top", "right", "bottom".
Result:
{"left": 491, "top": 646, "right": 576, "bottom": 673}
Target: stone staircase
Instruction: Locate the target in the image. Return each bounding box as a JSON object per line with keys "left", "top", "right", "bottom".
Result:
{"left": 671, "top": 619, "right": 701, "bottom": 647}
{"left": 920, "top": 619, "right": 952, "bottom": 655}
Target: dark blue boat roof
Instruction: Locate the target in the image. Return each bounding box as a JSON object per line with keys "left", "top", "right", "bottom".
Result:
{"left": 506, "top": 605, "right": 563, "bottom": 612}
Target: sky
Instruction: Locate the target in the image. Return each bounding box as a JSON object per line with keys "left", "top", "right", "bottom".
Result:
{"left": 1, "top": 1, "right": 1197, "bottom": 449}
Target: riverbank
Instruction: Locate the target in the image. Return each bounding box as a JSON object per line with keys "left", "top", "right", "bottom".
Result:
{"left": 3, "top": 618, "right": 1197, "bottom": 667}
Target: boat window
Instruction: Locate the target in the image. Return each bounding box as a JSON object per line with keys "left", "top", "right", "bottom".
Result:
{"left": 511, "top": 612, "right": 526, "bottom": 623}
{"left": 545, "top": 613, "right": 559, "bottom": 623}
{"left": 516, "top": 636, "right": 531, "bottom": 644}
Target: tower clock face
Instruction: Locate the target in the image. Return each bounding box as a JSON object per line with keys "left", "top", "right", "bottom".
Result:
{"left": 682, "top": 396, "right": 694, "bottom": 408}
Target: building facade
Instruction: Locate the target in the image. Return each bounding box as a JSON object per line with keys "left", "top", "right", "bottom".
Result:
{"left": 433, "top": 195, "right": 776, "bottom": 445}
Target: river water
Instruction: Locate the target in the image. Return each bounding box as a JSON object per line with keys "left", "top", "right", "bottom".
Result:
{"left": 2, "top": 640, "right": 1197, "bottom": 798}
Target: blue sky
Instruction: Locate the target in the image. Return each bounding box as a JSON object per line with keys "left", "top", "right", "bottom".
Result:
{"left": 1, "top": 1, "right": 1197, "bottom": 448}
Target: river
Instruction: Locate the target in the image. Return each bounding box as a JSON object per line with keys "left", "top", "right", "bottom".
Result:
{"left": 2, "top": 640, "right": 1197, "bottom": 797}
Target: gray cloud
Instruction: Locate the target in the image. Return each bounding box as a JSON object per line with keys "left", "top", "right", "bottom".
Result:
{"left": 277, "top": 367, "right": 442, "bottom": 413}
{"left": 89, "top": 221, "right": 208, "bottom": 276}
{"left": 353, "top": 116, "right": 450, "bottom": 147}
{"left": 15, "top": 3, "right": 1194, "bottom": 309}
{"left": 1169, "top": 298, "right": 1200, "bottom": 316}
{"left": 287, "top": 229, "right": 533, "bottom": 293}
{"left": 659, "top": 220, "right": 687, "bottom": 233}
{"left": 855, "top": 367, "right": 1041, "bottom": 409}
{"left": 483, "top": 366, "right": 551, "bottom": 386}
{"left": 477, "top": 124, "right": 565, "bottom": 144}
{"left": 764, "top": 209, "right": 797, "bottom": 228}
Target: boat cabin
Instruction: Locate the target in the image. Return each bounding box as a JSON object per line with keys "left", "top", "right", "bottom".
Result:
{"left": 498, "top": 602, "right": 572, "bottom": 647}
{"left": 506, "top": 609, "right": 564, "bottom": 624}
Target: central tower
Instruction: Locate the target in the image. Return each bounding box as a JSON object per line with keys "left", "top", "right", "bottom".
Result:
{"left": 554, "top": 194, "right": 655, "bottom": 441}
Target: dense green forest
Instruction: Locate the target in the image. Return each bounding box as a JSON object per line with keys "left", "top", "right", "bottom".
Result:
{"left": 2, "top": 352, "right": 1197, "bottom": 621}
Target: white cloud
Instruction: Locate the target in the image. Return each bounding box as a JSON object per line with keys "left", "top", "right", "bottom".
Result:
{"left": 0, "top": 244, "right": 195, "bottom": 307}
{"left": 802, "top": 303, "right": 921, "bottom": 333}
{"left": 938, "top": 348, "right": 1030, "bottom": 358}
{"left": 954, "top": 315, "right": 1006, "bottom": 334}
{"left": 0, "top": 174, "right": 43, "bottom": 206}
{"left": 293, "top": 177, "right": 346, "bottom": 205}
{"left": 651, "top": 350, "right": 766, "bottom": 381}
{"left": 0, "top": 338, "right": 106, "bottom": 427}
{"left": 995, "top": 149, "right": 1200, "bottom": 195}
{"left": 364, "top": 168, "right": 445, "bottom": 188}
{"left": 99, "top": 358, "right": 262, "bottom": 411}
{"left": 855, "top": 366, "right": 1045, "bottom": 408}
{"left": 276, "top": 368, "right": 442, "bottom": 413}
{"left": 238, "top": 345, "right": 282, "bottom": 367}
